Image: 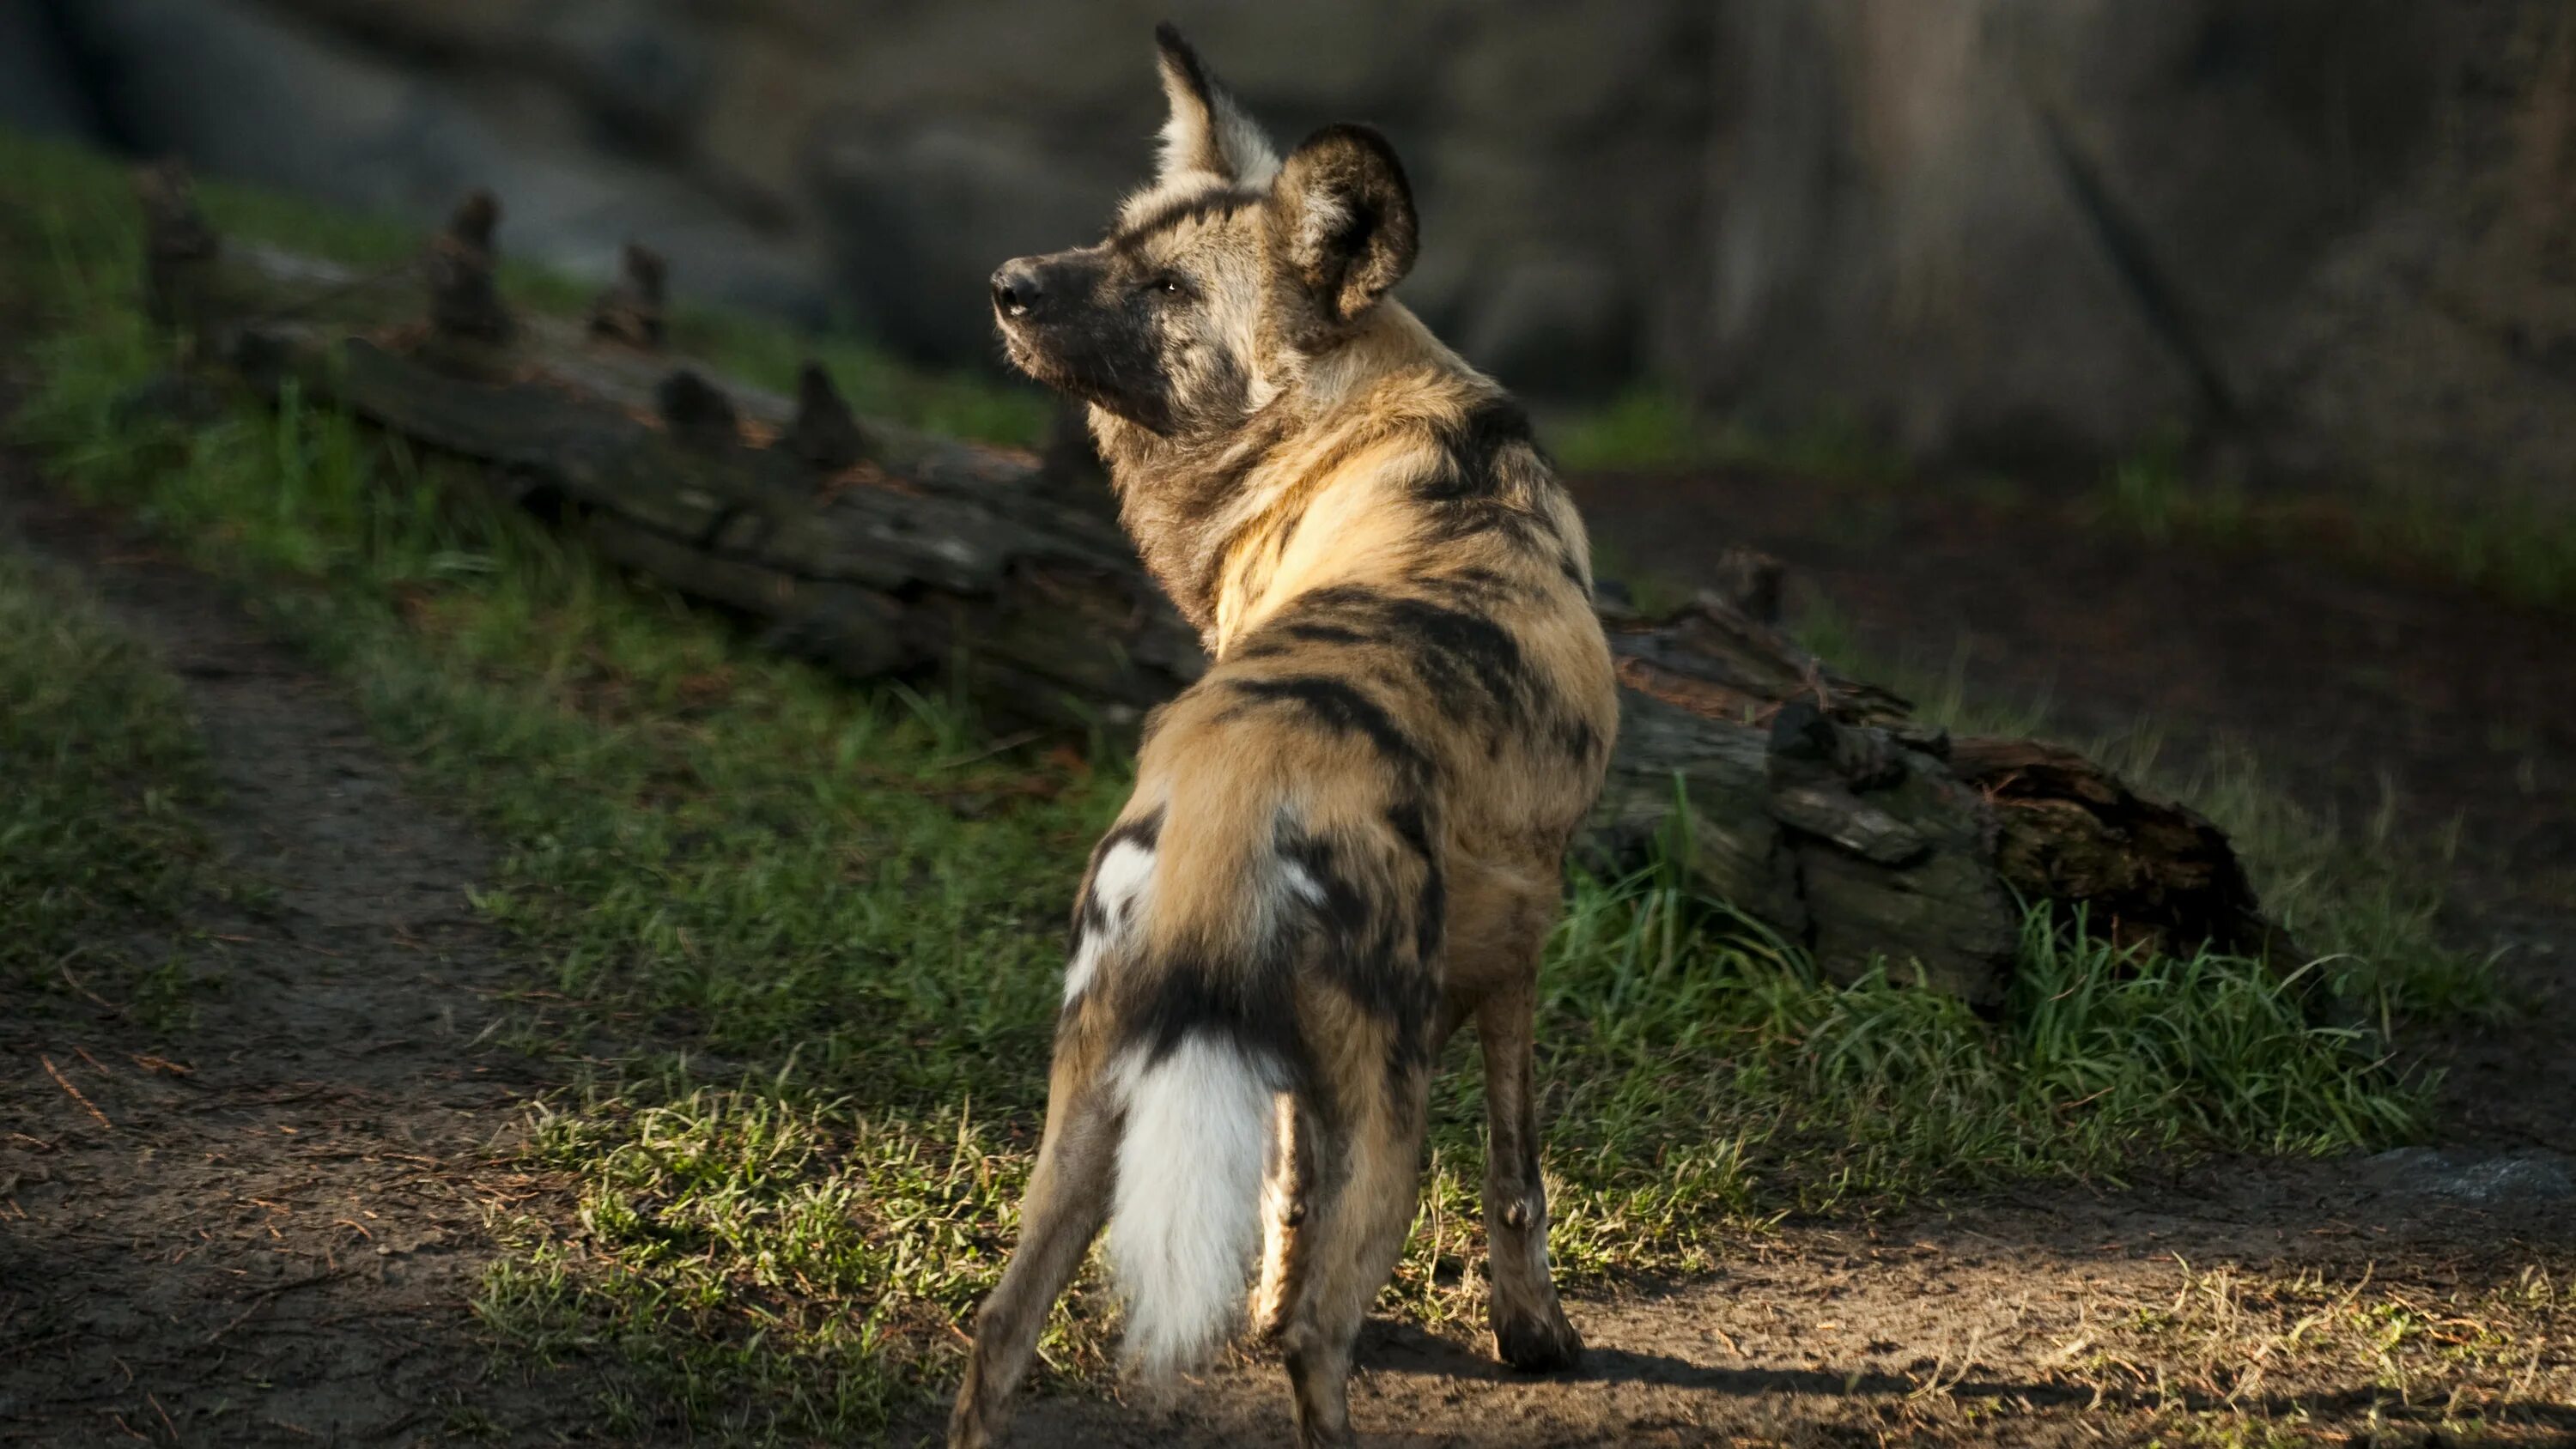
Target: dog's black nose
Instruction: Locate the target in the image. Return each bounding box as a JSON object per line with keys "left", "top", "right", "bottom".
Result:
{"left": 991, "top": 261, "right": 1043, "bottom": 318}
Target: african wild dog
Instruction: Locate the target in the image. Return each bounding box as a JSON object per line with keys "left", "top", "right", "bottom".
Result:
{"left": 950, "top": 25, "right": 1618, "bottom": 1449}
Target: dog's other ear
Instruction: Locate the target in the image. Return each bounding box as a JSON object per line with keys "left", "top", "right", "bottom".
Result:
{"left": 1273, "top": 124, "right": 1418, "bottom": 326}
{"left": 1153, "top": 22, "right": 1279, "bottom": 186}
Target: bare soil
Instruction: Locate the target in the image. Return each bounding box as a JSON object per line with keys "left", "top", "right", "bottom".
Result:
{"left": 0, "top": 464, "right": 595, "bottom": 1445}
{"left": 2, "top": 433, "right": 2571, "bottom": 1447}
{"left": 992, "top": 1171, "right": 2576, "bottom": 1447}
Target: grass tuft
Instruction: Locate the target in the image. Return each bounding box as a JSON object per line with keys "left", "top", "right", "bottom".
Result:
{"left": 0, "top": 552, "right": 210, "bottom": 999}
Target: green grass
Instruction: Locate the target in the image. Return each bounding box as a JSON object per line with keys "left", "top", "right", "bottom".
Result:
{"left": 1546, "top": 385, "right": 1905, "bottom": 481}
{"left": 0, "top": 550, "right": 211, "bottom": 1005}
{"left": 2093, "top": 447, "right": 2576, "bottom": 615}
{"left": 0, "top": 128, "right": 2484, "bottom": 1440}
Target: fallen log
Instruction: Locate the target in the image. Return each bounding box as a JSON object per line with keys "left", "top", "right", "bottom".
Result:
{"left": 134, "top": 170, "right": 2291, "bottom": 1009}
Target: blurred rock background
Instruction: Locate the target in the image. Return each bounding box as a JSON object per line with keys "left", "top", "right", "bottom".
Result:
{"left": 8, "top": 0, "right": 2573, "bottom": 506}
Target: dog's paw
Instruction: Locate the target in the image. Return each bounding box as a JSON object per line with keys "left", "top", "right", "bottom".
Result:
{"left": 1492, "top": 1306, "right": 1584, "bottom": 1373}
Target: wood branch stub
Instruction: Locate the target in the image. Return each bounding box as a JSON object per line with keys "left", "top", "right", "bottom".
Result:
{"left": 1605, "top": 599, "right": 1911, "bottom": 729}
{"left": 1708, "top": 544, "right": 1784, "bottom": 625}
{"left": 427, "top": 191, "right": 511, "bottom": 346}
{"left": 135, "top": 161, "right": 219, "bottom": 331}
{"left": 785, "top": 362, "right": 871, "bottom": 473}
{"left": 1596, "top": 687, "right": 2019, "bottom": 1008}
{"left": 587, "top": 242, "right": 667, "bottom": 349}
{"left": 655, "top": 369, "right": 743, "bottom": 452}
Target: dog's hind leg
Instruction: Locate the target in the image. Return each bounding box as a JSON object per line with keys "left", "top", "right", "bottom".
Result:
{"left": 1477, "top": 971, "right": 1583, "bottom": 1372}
{"left": 948, "top": 1041, "right": 1118, "bottom": 1449}
{"left": 1253, "top": 1091, "right": 1321, "bottom": 1342}
{"left": 1279, "top": 1059, "right": 1429, "bottom": 1449}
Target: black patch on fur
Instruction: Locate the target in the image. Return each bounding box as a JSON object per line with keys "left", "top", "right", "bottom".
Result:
{"left": 1157, "top": 426, "right": 1287, "bottom": 628}
{"left": 1127, "top": 953, "right": 1301, "bottom": 1070}
{"left": 1109, "top": 189, "right": 1263, "bottom": 255}
{"left": 1273, "top": 822, "right": 1439, "bottom": 1082}
{"left": 1110, "top": 797, "right": 1303, "bottom": 1070}
{"left": 1453, "top": 397, "right": 1541, "bottom": 477}
{"left": 1102, "top": 809, "right": 1164, "bottom": 853}
{"left": 1410, "top": 397, "right": 1562, "bottom": 556}
{"left": 1071, "top": 893, "right": 1110, "bottom": 951}
{"left": 1224, "top": 675, "right": 1430, "bottom": 780}
{"left": 1556, "top": 716, "right": 1601, "bottom": 766}
{"left": 1384, "top": 799, "right": 1434, "bottom": 862}
{"left": 1413, "top": 399, "right": 1538, "bottom": 500}
{"left": 1280, "top": 620, "right": 1369, "bottom": 646}
{"left": 1415, "top": 861, "right": 1446, "bottom": 967}
{"left": 1250, "top": 585, "right": 1541, "bottom": 747}
{"left": 1421, "top": 566, "right": 1521, "bottom": 610}
{"left": 1373, "top": 593, "right": 1530, "bottom": 721}
{"left": 1276, "top": 830, "right": 1376, "bottom": 949}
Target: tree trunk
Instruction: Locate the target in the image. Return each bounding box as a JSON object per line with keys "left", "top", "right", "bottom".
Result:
{"left": 135, "top": 173, "right": 2287, "bottom": 1010}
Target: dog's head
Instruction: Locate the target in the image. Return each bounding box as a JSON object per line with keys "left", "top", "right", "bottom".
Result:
{"left": 991, "top": 25, "right": 1418, "bottom": 441}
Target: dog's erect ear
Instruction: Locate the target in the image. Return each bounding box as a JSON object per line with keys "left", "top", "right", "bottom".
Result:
{"left": 1154, "top": 23, "right": 1279, "bottom": 186}
{"left": 1273, "top": 124, "right": 1418, "bottom": 326}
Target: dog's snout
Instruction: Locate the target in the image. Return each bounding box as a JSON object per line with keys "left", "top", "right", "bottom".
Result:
{"left": 991, "top": 260, "right": 1045, "bottom": 318}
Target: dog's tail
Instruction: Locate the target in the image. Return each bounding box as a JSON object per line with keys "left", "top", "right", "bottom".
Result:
{"left": 1105, "top": 1029, "right": 1279, "bottom": 1376}
{"left": 1068, "top": 798, "right": 1287, "bottom": 1379}
{"left": 1079, "top": 743, "right": 1439, "bottom": 1378}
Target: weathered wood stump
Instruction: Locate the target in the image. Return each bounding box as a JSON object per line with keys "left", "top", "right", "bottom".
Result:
{"left": 134, "top": 167, "right": 2289, "bottom": 1010}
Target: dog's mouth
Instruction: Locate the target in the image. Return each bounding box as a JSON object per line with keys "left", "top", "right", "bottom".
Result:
{"left": 993, "top": 312, "right": 1041, "bottom": 373}
{"left": 994, "top": 324, "right": 1093, "bottom": 416}
{"left": 992, "top": 313, "right": 1175, "bottom": 435}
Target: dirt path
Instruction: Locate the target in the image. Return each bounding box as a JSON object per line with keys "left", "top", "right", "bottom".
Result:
{"left": 0, "top": 468, "right": 591, "bottom": 1445}
{"left": 983, "top": 1155, "right": 2576, "bottom": 1448}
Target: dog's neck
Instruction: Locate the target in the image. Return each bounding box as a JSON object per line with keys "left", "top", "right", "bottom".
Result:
{"left": 1091, "top": 304, "right": 1488, "bottom": 643}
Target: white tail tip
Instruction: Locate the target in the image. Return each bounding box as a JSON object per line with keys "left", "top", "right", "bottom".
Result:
{"left": 1108, "top": 1034, "right": 1277, "bottom": 1377}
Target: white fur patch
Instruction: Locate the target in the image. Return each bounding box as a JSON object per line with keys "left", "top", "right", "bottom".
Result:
{"left": 1157, "top": 76, "right": 1280, "bottom": 187}
{"left": 1294, "top": 192, "right": 1351, "bottom": 264}
{"left": 1109, "top": 1036, "right": 1278, "bottom": 1376}
{"left": 1281, "top": 861, "right": 1327, "bottom": 909}
{"left": 1066, "top": 838, "right": 1155, "bottom": 1003}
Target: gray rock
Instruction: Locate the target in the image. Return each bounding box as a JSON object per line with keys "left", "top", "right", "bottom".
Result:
{"left": 1698, "top": 0, "right": 2448, "bottom": 464}
{"left": 51, "top": 0, "right": 826, "bottom": 320}
{"left": 0, "top": 0, "right": 107, "bottom": 140}
{"left": 2362, "top": 1147, "right": 2576, "bottom": 1206}
{"left": 537, "top": 1, "right": 711, "bottom": 154}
